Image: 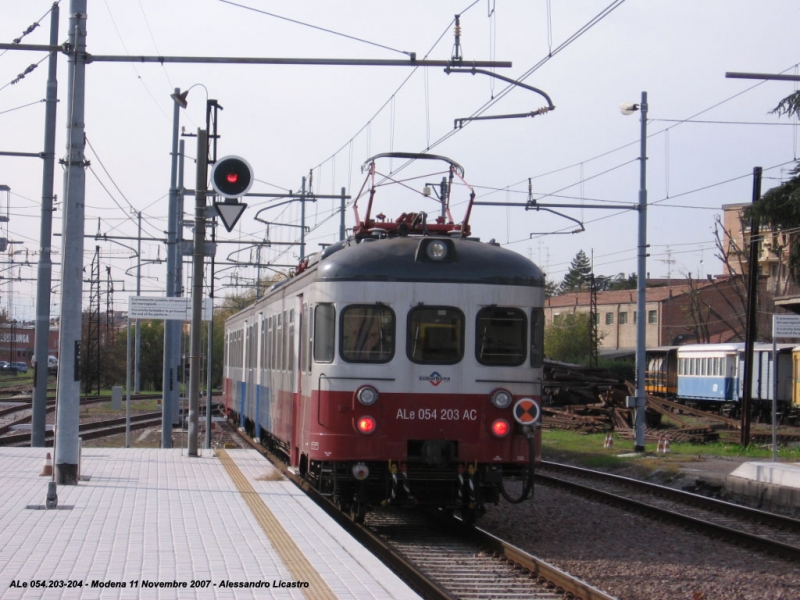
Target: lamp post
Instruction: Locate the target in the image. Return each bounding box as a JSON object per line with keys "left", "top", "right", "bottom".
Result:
{"left": 621, "top": 91, "right": 648, "bottom": 452}
{"left": 164, "top": 85, "right": 212, "bottom": 449}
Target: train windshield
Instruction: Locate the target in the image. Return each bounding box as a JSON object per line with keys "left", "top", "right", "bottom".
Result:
{"left": 340, "top": 305, "right": 395, "bottom": 363}
{"left": 476, "top": 307, "right": 527, "bottom": 366}
{"left": 408, "top": 307, "right": 464, "bottom": 364}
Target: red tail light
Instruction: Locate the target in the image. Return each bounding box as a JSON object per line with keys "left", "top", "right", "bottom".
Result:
{"left": 357, "top": 416, "right": 376, "bottom": 434}
{"left": 491, "top": 419, "right": 510, "bottom": 437}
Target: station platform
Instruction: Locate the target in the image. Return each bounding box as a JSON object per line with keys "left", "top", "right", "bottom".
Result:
{"left": 0, "top": 447, "right": 422, "bottom": 599}
{"left": 726, "top": 461, "right": 800, "bottom": 517}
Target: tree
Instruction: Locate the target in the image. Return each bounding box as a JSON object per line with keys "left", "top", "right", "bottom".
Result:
{"left": 595, "top": 272, "right": 637, "bottom": 291}
{"left": 544, "top": 312, "right": 593, "bottom": 364}
{"left": 544, "top": 277, "right": 559, "bottom": 298}
{"left": 559, "top": 250, "right": 592, "bottom": 294}
{"left": 745, "top": 91, "right": 800, "bottom": 284}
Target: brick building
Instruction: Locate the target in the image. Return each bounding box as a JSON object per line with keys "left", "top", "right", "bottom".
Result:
{"left": 544, "top": 277, "right": 747, "bottom": 353}
{"left": 0, "top": 325, "right": 59, "bottom": 365}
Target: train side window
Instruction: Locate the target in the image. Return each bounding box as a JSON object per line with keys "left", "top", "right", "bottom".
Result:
{"left": 475, "top": 307, "right": 526, "bottom": 366}
{"left": 407, "top": 306, "right": 464, "bottom": 364}
{"left": 341, "top": 305, "right": 395, "bottom": 363}
{"left": 277, "top": 314, "right": 284, "bottom": 371}
{"left": 288, "top": 309, "right": 295, "bottom": 375}
{"left": 268, "top": 317, "right": 275, "bottom": 370}
{"left": 531, "top": 307, "right": 544, "bottom": 368}
{"left": 313, "top": 304, "right": 335, "bottom": 363}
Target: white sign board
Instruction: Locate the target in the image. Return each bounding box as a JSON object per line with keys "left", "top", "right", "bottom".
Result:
{"left": 128, "top": 296, "right": 212, "bottom": 321}
{"left": 773, "top": 314, "right": 800, "bottom": 338}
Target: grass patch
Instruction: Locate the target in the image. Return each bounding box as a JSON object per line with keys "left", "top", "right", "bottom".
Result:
{"left": 541, "top": 428, "right": 800, "bottom": 471}
{"left": 79, "top": 399, "right": 161, "bottom": 417}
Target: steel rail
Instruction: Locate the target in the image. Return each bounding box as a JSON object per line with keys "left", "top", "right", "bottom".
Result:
{"left": 539, "top": 461, "right": 800, "bottom": 561}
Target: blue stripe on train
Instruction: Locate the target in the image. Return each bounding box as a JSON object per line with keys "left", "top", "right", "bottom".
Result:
{"left": 258, "top": 384, "right": 271, "bottom": 434}
{"left": 677, "top": 376, "right": 737, "bottom": 402}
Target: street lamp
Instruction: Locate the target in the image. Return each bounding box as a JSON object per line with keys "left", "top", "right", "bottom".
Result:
{"left": 163, "top": 85, "right": 215, "bottom": 450}
{"left": 621, "top": 91, "right": 648, "bottom": 452}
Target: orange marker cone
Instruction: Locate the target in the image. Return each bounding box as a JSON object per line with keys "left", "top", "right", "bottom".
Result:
{"left": 604, "top": 432, "right": 613, "bottom": 448}
{"left": 40, "top": 452, "right": 53, "bottom": 477}
{"left": 663, "top": 437, "right": 671, "bottom": 453}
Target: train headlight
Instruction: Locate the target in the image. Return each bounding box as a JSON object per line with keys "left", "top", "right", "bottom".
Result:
{"left": 426, "top": 239, "right": 449, "bottom": 261}
{"left": 352, "top": 463, "right": 370, "bottom": 480}
{"left": 490, "top": 389, "right": 512, "bottom": 409}
{"left": 355, "top": 385, "right": 379, "bottom": 406}
{"left": 356, "top": 416, "right": 377, "bottom": 434}
{"left": 491, "top": 419, "right": 511, "bottom": 437}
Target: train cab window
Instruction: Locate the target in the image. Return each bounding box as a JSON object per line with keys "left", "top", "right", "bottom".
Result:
{"left": 341, "top": 305, "right": 394, "bottom": 363}
{"left": 531, "top": 307, "right": 544, "bottom": 368}
{"left": 408, "top": 306, "right": 464, "bottom": 364}
{"left": 476, "top": 307, "right": 526, "bottom": 366}
{"left": 314, "top": 304, "right": 335, "bottom": 363}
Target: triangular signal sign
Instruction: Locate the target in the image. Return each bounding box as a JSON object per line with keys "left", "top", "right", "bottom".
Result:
{"left": 214, "top": 201, "right": 247, "bottom": 232}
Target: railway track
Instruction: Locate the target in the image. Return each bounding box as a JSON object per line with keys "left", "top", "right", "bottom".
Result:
{"left": 538, "top": 461, "right": 800, "bottom": 561}
{"left": 364, "top": 508, "right": 615, "bottom": 600}
{"left": 0, "top": 411, "right": 163, "bottom": 446}
{"left": 0, "top": 394, "right": 163, "bottom": 437}
{"left": 233, "top": 422, "right": 614, "bottom": 600}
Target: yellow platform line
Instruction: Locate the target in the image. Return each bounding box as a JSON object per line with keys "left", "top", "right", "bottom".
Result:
{"left": 216, "top": 449, "right": 338, "bottom": 600}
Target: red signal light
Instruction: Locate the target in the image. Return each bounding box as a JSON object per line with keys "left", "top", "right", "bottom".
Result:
{"left": 357, "top": 416, "right": 376, "bottom": 434}
{"left": 211, "top": 156, "right": 253, "bottom": 198}
{"left": 491, "top": 419, "right": 510, "bottom": 437}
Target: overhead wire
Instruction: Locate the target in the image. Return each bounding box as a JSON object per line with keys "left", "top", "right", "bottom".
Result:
{"left": 218, "top": 0, "right": 417, "bottom": 58}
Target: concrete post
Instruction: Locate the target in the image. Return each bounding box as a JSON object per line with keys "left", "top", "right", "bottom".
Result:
{"left": 31, "top": 2, "right": 59, "bottom": 447}
{"left": 54, "top": 0, "right": 88, "bottom": 484}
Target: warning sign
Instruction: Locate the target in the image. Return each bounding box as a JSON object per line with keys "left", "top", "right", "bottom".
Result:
{"left": 773, "top": 314, "right": 800, "bottom": 338}
{"left": 513, "top": 398, "right": 540, "bottom": 425}
{"left": 128, "top": 296, "right": 212, "bottom": 321}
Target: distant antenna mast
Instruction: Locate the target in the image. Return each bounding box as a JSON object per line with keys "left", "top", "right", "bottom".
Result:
{"left": 658, "top": 246, "right": 676, "bottom": 285}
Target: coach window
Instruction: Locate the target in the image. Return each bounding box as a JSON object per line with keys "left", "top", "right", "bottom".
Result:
{"left": 408, "top": 306, "right": 464, "bottom": 364}
{"left": 341, "top": 305, "right": 395, "bottom": 363}
{"left": 476, "top": 307, "right": 526, "bottom": 366}
{"left": 313, "top": 304, "right": 335, "bottom": 363}
{"left": 531, "top": 307, "right": 544, "bottom": 368}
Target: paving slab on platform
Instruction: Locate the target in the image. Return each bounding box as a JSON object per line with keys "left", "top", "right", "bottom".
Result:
{"left": 0, "top": 447, "right": 421, "bottom": 599}
{"left": 729, "top": 461, "right": 800, "bottom": 489}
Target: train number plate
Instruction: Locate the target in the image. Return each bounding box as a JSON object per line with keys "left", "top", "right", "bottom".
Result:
{"left": 395, "top": 408, "right": 477, "bottom": 421}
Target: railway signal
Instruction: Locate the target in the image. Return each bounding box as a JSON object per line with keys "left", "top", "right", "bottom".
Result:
{"left": 211, "top": 155, "right": 252, "bottom": 232}
{"left": 211, "top": 155, "right": 253, "bottom": 198}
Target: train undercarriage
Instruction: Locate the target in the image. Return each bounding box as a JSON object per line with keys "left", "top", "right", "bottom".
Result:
{"left": 236, "top": 411, "right": 532, "bottom": 523}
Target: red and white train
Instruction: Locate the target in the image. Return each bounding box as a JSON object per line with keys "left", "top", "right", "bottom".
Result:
{"left": 223, "top": 153, "right": 544, "bottom": 521}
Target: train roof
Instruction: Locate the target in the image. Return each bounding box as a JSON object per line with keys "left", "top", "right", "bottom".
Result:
{"left": 647, "top": 346, "right": 679, "bottom": 353}
{"left": 315, "top": 235, "right": 544, "bottom": 287}
{"left": 675, "top": 342, "right": 796, "bottom": 354}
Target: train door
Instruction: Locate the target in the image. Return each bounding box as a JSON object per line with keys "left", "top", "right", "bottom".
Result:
{"left": 289, "top": 303, "right": 300, "bottom": 467}
{"left": 295, "top": 296, "right": 313, "bottom": 474}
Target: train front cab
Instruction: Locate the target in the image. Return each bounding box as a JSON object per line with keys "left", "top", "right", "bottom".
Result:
{"left": 301, "top": 293, "right": 543, "bottom": 521}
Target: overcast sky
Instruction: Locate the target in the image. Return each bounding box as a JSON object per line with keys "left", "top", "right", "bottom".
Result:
{"left": 1, "top": 0, "right": 798, "bottom": 321}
